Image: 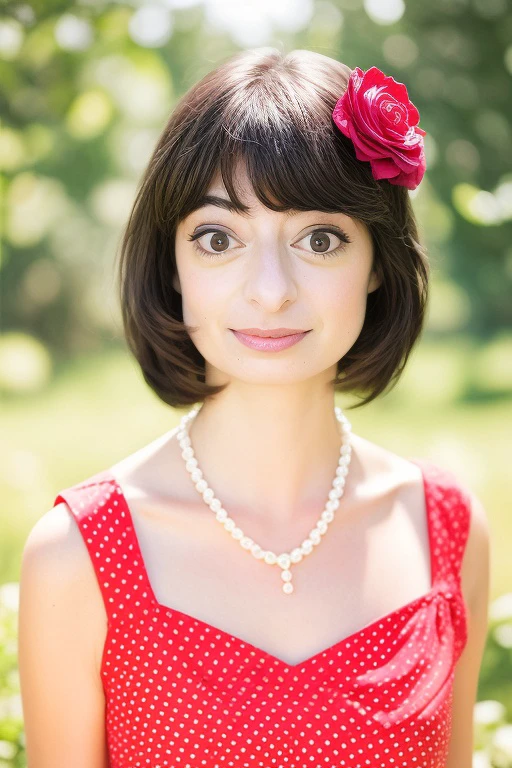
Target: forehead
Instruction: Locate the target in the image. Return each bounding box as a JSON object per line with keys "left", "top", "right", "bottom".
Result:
{"left": 187, "top": 163, "right": 317, "bottom": 219}
{"left": 181, "top": 164, "right": 364, "bottom": 231}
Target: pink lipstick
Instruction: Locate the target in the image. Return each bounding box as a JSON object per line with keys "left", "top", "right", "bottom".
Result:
{"left": 230, "top": 329, "right": 311, "bottom": 351}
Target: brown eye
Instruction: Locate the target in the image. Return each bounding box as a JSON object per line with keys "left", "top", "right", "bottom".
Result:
{"left": 207, "top": 231, "right": 230, "bottom": 252}
{"left": 187, "top": 228, "right": 237, "bottom": 258}
{"left": 310, "top": 232, "right": 333, "bottom": 254}
{"left": 296, "top": 228, "right": 351, "bottom": 259}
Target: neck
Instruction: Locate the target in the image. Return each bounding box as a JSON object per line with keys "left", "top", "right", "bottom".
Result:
{"left": 184, "top": 391, "right": 349, "bottom": 524}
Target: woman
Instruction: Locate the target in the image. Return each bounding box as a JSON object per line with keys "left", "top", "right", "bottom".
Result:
{"left": 18, "top": 47, "right": 490, "bottom": 768}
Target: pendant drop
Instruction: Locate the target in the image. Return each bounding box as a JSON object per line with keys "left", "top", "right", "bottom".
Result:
{"left": 281, "top": 567, "right": 293, "bottom": 594}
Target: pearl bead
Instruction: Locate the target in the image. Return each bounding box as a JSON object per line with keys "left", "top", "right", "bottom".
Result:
{"left": 301, "top": 540, "right": 313, "bottom": 555}
{"left": 251, "top": 544, "right": 264, "bottom": 558}
{"left": 283, "top": 582, "right": 294, "bottom": 594}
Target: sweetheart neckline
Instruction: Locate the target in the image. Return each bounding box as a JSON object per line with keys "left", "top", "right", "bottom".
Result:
{"left": 143, "top": 580, "right": 447, "bottom": 671}
{"left": 101, "top": 457, "right": 441, "bottom": 671}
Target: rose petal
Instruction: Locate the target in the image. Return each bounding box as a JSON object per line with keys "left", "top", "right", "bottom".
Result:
{"left": 362, "top": 67, "right": 412, "bottom": 113}
{"left": 369, "top": 156, "right": 401, "bottom": 181}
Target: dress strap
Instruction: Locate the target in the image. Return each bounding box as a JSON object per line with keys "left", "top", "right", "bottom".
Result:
{"left": 409, "top": 457, "right": 472, "bottom": 588}
{"left": 53, "top": 470, "right": 154, "bottom": 624}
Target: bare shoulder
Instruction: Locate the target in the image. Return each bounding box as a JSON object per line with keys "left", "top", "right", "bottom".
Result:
{"left": 356, "top": 431, "right": 492, "bottom": 612}
{"left": 348, "top": 432, "right": 423, "bottom": 493}
{"left": 19, "top": 502, "right": 110, "bottom": 765}
{"left": 109, "top": 423, "right": 190, "bottom": 503}
{"left": 24, "top": 500, "right": 88, "bottom": 558}
{"left": 23, "top": 501, "right": 97, "bottom": 588}
{"left": 21, "top": 500, "right": 108, "bottom": 677}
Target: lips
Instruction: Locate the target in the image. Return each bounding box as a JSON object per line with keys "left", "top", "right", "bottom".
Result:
{"left": 230, "top": 329, "right": 310, "bottom": 352}
{"left": 231, "top": 328, "right": 310, "bottom": 338}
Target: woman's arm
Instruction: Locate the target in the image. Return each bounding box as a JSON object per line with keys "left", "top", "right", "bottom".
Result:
{"left": 18, "top": 503, "right": 110, "bottom": 768}
{"left": 445, "top": 489, "right": 491, "bottom": 768}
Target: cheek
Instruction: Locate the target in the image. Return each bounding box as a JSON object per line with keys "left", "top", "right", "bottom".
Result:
{"left": 178, "top": 266, "right": 227, "bottom": 329}
{"left": 320, "top": 273, "right": 370, "bottom": 341}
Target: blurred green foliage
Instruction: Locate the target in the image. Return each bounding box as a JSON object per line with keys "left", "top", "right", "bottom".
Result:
{"left": 0, "top": 0, "right": 512, "bottom": 387}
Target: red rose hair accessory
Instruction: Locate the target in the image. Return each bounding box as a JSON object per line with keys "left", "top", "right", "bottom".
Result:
{"left": 332, "top": 66, "right": 427, "bottom": 191}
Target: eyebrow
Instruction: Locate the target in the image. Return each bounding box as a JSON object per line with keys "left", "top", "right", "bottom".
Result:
{"left": 189, "top": 194, "right": 309, "bottom": 219}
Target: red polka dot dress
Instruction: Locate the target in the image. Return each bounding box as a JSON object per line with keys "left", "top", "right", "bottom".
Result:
{"left": 53, "top": 458, "right": 470, "bottom": 768}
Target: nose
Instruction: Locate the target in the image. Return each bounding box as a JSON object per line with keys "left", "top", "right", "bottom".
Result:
{"left": 244, "top": 244, "right": 298, "bottom": 310}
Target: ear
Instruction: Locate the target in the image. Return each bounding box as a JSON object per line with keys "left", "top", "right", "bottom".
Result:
{"left": 172, "top": 271, "right": 181, "bottom": 295}
{"left": 367, "top": 269, "right": 382, "bottom": 294}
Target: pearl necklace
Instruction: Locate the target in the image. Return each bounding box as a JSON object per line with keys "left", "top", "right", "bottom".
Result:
{"left": 175, "top": 405, "right": 352, "bottom": 595}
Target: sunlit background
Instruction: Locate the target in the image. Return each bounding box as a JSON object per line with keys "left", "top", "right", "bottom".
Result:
{"left": 1, "top": 0, "right": 512, "bottom": 764}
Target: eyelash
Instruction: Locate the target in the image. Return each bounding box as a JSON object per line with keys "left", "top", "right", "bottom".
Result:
{"left": 186, "top": 227, "right": 352, "bottom": 260}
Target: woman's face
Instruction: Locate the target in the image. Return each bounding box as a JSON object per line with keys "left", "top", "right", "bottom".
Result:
{"left": 173, "top": 168, "right": 381, "bottom": 389}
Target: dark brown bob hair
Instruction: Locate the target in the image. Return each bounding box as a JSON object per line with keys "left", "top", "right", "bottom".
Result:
{"left": 116, "top": 47, "right": 429, "bottom": 411}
